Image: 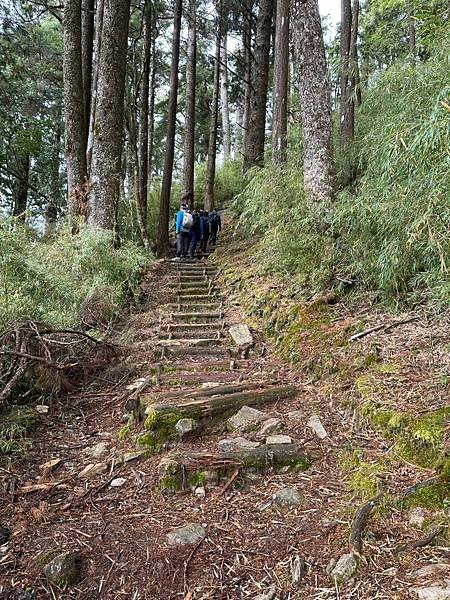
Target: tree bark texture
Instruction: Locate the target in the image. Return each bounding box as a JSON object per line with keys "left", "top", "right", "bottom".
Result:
{"left": 220, "top": 33, "right": 231, "bottom": 160}
{"left": 156, "top": 0, "right": 182, "bottom": 256}
{"left": 340, "top": 0, "right": 352, "bottom": 148}
{"left": 137, "top": 0, "right": 152, "bottom": 247}
{"left": 204, "top": 8, "right": 221, "bottom": 212}
{"left": 243, "top": 0, "right": 274, "bottom": 170}
{"left": 235, "top": 103, "right": 244, "bottom": 156}
{"left": 293, "top": 0, "right": 334, "bottom": 202}
{"left": 348, "top": 0, "right": 360, "bottom": 121}
{"left": 272, "top": 0, "right": 289, "bottom": 164}
{"left": 88, "top": 0, "right": 131, "bottom": 231}
{"left": 63, "top": 0, "right": 88, "bottom": 230}
{"left": 182, "top": 0, "right": 197, "bottom": 197}
{"left": 81, "top": 0, "right": 95, "bottom": 144}
{"left": 407, "top": 0, "right": 416, "bottom": 65}
{"left": 241, "top": 8, "right": 253, "bottom": 167}
{"left": 86, "top": 0, "right": 104, "bottom": 173}
{"left": 147, "top": 34, "right": 156, "bottom": 187}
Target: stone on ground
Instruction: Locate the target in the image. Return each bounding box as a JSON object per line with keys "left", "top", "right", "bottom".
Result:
{"left": 291, "top": 554, "right": 306, "bottom": 584}
{"left": 110, "top": 477, "right": 126, "bottom": 487}
{"left": 218, "top": 437, "right": 261, "bottom": 452}
{"left": 166, "top": 523, "right": 206, "bottom": 546}
{"left": 273, "top": 487, "right": 302, "bottom": 507}
{"left": 85, "top": 441, "right": 109, "bottom": 459}
{"left": 328, "top": 553, "right": 358, "bottom": 584}
{"left": 266, "top": 434, "right": 292, "bottom": 445}
{"left": 254, "top": 585, "right": 276, "bottom": 600}
{"left": 42, "top": 551, "right": 79, "bottom": 585}
{"left": 259, "top": 417, "right": 283, "bottom": 436}
{"left": 227, "top": 405, "right": 267, "bottom": 432}
{"left": 78, "top": 462, "right": 108, "bottom": 478}
{"left": 229, "top": 324, "right": 253, "bottom": 348}
{"left": 307, "top": 415, "right": 328, "bottom": 439}
{"left": 410, "top": 585, "right": 450, "bottom": 600}
{"left": 175, "top": 417, "right": 198, "bottom": 438}
{"left": 408, "top": 507, "right": 427, "bottom": 527}
{"left": 413, "top": 564, "right": 449, "bottom": 578}
{"left": 122, "top": 450, "right": 145, "bottom": 463}
{"left": 287, "top": 410, "right": 304, "bottom": 420}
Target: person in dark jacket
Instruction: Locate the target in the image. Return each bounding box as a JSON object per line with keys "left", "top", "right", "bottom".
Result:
{"left": 209, "top": 208, "right": 222, "bottom": 246}
{"left": 189, "top": 209, "right": 201, "bottom": 258}
{"left": 200, "top": 210, "right": 210, "bottom": 254}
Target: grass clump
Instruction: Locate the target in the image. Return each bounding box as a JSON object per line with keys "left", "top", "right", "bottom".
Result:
{"left": 0, "top": 406, "right": 39, "bottom": 455}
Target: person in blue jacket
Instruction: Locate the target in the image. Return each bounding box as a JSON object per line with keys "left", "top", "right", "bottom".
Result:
{"left": 174, "top": 197, "right": 193, "bottom": 260}
{"left": 200, "top": 210, "right": 210, "bottom": 255}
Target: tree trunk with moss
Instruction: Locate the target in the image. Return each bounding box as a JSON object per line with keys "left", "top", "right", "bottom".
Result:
{"left": 182, "top": 0, "right": 197, "bottom": 197}
{"left": 272, "top": 0, "right": 289, "bottom": 164}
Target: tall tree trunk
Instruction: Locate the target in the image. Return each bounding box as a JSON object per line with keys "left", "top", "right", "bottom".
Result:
{"left": 272, "top": 0, "right": 289, "bottom": 164}
{"left": 243, "top": 0, "right": 274, "bottom": 170}
{"left": 241, "top": 8, "right": 253, "bottom": 167}
{"left": 88, "top": 0, "right": 131, "bottom": 231}
{"left": 340, "top": 0, "right": 352, "bottom": 148}
{"left": 45, "top": 120, "right": 62, "bottom": 233}
{"left": 13, "top": 152, "right": 30, "bottom": 222}
{"left": 148, "top": 34, "right": 156, "bottom": 187}
{"left": 156, "top": 0, "right": 182, "bottom": 256}
{"left": 204, "top": 5, "right": 221, "bottom": 212}
{"left": 182, "top": 0, "right": 197, "bottom": 197}
{"left": 63, "top": 0, "right": 88, "bottom": 231}
{"left": 220, "top": 33, "right": 231, "bottom": 160}
{"left": 347, "top": 0, "right": 359, "bottom": 139}
{"left": 81, "top": 0, "right": 95, "bottom": 145}
{"left": 235, "top": 102, "right": 244, "bottom": 156}
{"left": 293, "top": 0, "right": 333, "bottom": 203}
{"left": 86, "top": 0, "right": 104, "bottom": 173}
{"left": 137, "top": 0, "right": 152, "bottom": 248}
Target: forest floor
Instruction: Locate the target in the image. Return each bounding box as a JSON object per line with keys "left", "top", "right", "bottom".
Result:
{"left": 0, "top": 215, "right": 449, "bottom": 599}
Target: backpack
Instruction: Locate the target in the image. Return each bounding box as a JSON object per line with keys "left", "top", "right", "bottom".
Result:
{"left": 182, "top": 212, "right": 193, "bottom": 229}
{"left": 209, "top": 212, "right": 219, "bottom": 225}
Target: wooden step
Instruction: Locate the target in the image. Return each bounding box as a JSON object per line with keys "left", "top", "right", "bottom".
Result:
{"left": 158, "top": 346, "right": 229, "bottom": 358}
{"left": 157, "top": 338, "right": 221, "bottom": 348}
{"left": 159, "top": 359, "right": 241, "bottom": 372}
{"left": 169, "top": 311, "right": 223, "bottom": 321}
{"left": 143, "top": 380, "right": 279, "bottom": 404}
{"left": 168, "top": 323, "right": 223, "bottom": 332}
{"left": 160, "top": 330, "right": 222, "bottom": 340}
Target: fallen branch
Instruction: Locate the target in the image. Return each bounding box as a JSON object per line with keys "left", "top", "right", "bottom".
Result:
{"left": 349, "top": 316, "right": 418, "bottom": 342}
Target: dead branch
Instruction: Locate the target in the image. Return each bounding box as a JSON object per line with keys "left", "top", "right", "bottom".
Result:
{"left": 348, "top": 316, "right": 419, "bottom": 342}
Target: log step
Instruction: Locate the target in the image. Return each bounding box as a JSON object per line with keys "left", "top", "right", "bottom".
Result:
{"left": 161, "top": 372, "right": 240, "bottom": 387}
{"left": 159, "top": 359, "right": 241, "bottom": 372}
{"left": 169, "top": 312, "right": 223, "bottom": 321}
{"left": 168, "top": 323, "right": 223, "bottom": 333}
{"left": 157, "top": 338, "right": 222, "bottom": 348}
{"left": 160, "top": 330, "right": 222, "bottom": 340}
{"left": 158, "top": 444, "right": 309, "bottom": 491}
{"left": 143, "top": 384, "right": 297, "bottom": 419}
{"left": 174, "top": 287, "right": 214, "bottom": 296}
{"left": 143, "top": 380, "right": 279, "bottom": 403}
{"left": 157, "top": 346, "right": 229, "bottom": 358}
{"left": 177, "top": 295, "right": 219, "bottom": 302}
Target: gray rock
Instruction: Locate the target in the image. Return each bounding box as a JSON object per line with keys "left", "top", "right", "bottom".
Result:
{"left": 307, "top": 415, "right": 328, "bottom": 439}
{"left": 329, "top": 553, "right": 358, "bottom": 585}
{"left": 218, "top": 437, "right": 261, "bottom": 452}
{"left": 78, "top": 462, "right": 108, "bottom": 478}
{"left": 110, "top": 477, "right": 126, "bottom": 487}
{"left": 15, "top": 590, "right": 36, "bottom": 600}
{"left": 43, "top": 551, "right": 79, "bottom": 585}
{"left": 122, "top": 450, "right": 145, "bottom": 463}
{"left": 266, "top": 434, "right": 292, "bottom": 445}
{"left": 413, "top": 564, "right": 449, "bottom": 578}
{"left": 166, "top": 523, "right": 206, "bottom": 546}
{"left": 259, "top": 418, "right": 283, "bottom": 436}
{"left": 227, "top": 405, "right": 267, "bottom": 432}
{"left": 409, "top": 507, "right": 427, "bottom": 527}
{"left": 254, "top": 585, "right": 276, "bottom": 600}
{"left": 273, "top": 487, "right": 302, "bottom": 507}
{"left": 287, "top": 410, "right": 304, "bottom": 420}
{"left": 291, "top": 554, "right": 306, "bottom": 584}
{"left": 229, "top": 324, "right": 253, "bottom": 348}
{"left": 85, "top": 442, "right": 108, "bottom": 459}
{"left": 410, "top": 585, "right": 450, "bottom": 600}
{"left": 175, "top": 418, "right": 198, "bottom": 438}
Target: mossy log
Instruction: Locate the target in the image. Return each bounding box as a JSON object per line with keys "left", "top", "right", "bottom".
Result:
{"left": 159, "top": 443, "right": 309, "bottom": 491}
{"left": 143, "top": 380, "right": 280, "bottom": 402}
{"left": 144, "top": 384, "right": 297, "bottom": 421}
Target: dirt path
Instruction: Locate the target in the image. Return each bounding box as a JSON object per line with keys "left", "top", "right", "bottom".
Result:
{"left": 1, "top": 233, "right": 448, "bottom": 599}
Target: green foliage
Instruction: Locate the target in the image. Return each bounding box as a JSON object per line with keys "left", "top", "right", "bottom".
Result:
{"left": 0, "top": 224, "right": 148, "bottom": 329}
{"left": 195, "top": 159, "right": 244, "bottom": 209}
{"left": 234, "top": 41, "right": 450, "bottom": 306}
{"left": 0, "top": 406, "right": 39, "bottom": 455}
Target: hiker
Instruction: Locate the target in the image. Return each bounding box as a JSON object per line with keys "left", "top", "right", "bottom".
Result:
{"left": 209, "top": 208, "right": 222, "bottom": 246}
{"left": 200, "top": 210, "right": 210, "bottom": 255}
{"left": 189, "top": 208, "right": 201, "bottom": 258}
{"left": 173, "top": 198, "right": 193, "bottom": 260}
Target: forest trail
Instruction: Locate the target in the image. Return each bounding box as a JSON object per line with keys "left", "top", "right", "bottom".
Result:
{"left": 2, "top": 223, "right": 449, "bottom": 599}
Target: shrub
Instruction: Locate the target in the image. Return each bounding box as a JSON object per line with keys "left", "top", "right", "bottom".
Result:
{"left": 0, "top": 224, "right": 148, "bottom": 329}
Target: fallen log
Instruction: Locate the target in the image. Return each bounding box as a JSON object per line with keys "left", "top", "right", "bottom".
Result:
{"left": 158, "top": 443, "right": 309, "bottom": 491}
{"left": 144, "top": 384, "right": 298, "bottom": 422}
{"left": 142, "top": 380, "right": 279, "bottom": 403}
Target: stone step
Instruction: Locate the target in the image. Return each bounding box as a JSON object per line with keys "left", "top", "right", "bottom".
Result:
{"left": 169, "top": 312, "right": 224, "bottom": 323}
{"left": 169, "top": 276, "right": 210, "bottom": 283}
{"left": 159, "top": 359, "right": 240, "bottom": 373}
{"left": 169, "top": 304, "right": 222, "bottom": 313}
{"left": 157, "top": 337, "right": 222, "bottom": 348}
{"left": 168, "top": 323, "right": 223, "bottom": 332}
{"left": 174, "top": 286, "right": 214, "bottom": 296}
{"left": 161, "top": 371, "right": 240, "bottom": 387}
{"left": 169, "top": 281, "right": 210, "bottom": 288}
{"left": 177, "top": 295, "right": 219, "bottom": 303}
{"left": 157, "top": 346, "right": 229, "bottom": 358}
{"left": 160, "top": 330, "right": 222, "bottom": 340}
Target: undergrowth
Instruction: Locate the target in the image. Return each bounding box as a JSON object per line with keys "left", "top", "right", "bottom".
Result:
{"left": 0, "top": 224, "right": 148, "bottom": 329}
{"left": 233, "top": 40, "right": 450, "bottom": 308}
